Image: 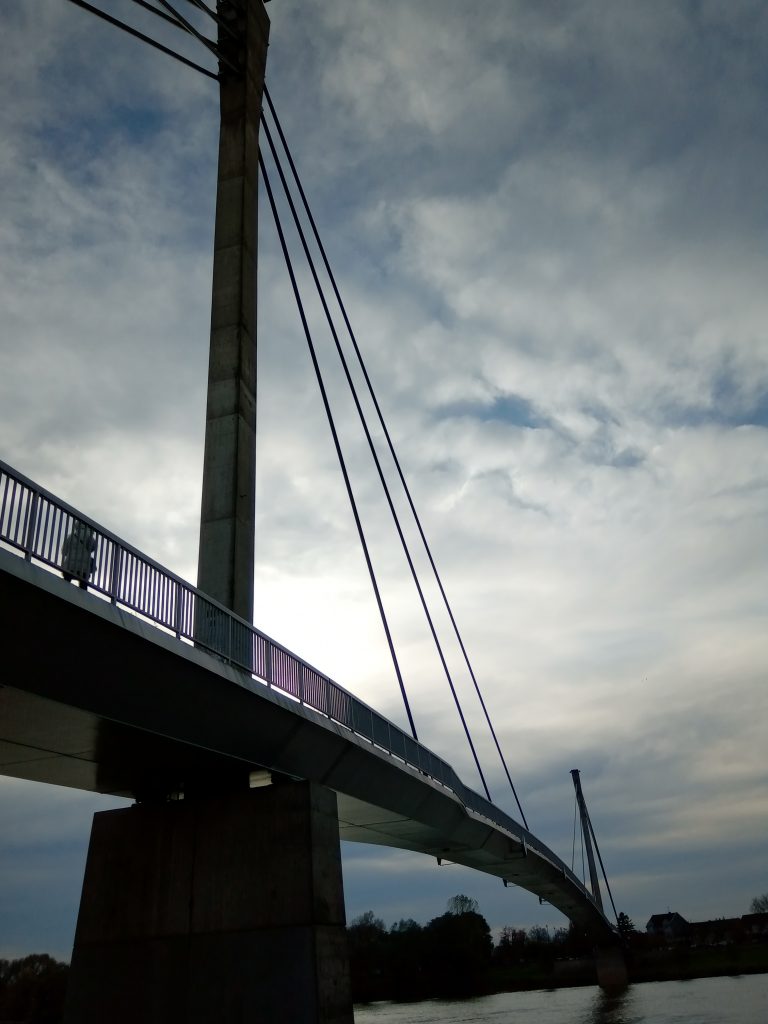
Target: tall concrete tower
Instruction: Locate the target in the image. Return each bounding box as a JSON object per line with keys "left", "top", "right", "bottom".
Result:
{"left": 198, "top": 0, "right": 270, "bottom": 621}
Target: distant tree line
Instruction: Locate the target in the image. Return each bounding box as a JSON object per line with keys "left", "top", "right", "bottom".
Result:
{"left": 347, "top": 894, "right": 594, "bottom": 1002}
{"left": 4, "top": 891, "right": 764, "bottom": 1017}
{"left": 0, "top": 954, "right": 69, "bottom": 1024}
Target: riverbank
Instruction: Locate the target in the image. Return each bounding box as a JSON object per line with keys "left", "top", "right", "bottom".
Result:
{"left": 484, "top": 942, "right": 768, "bottom": 992}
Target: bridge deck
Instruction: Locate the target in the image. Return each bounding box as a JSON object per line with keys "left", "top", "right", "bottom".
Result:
{"left": 0, "top": 458, "right": 615, "bottom": 938}
{"left": 1, "top": 549, "right": 613, "bottom": 939}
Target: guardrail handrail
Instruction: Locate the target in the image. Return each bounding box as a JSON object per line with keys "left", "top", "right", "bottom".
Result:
{"left": 0, "top": 457, "right": 602, "bottom": 912}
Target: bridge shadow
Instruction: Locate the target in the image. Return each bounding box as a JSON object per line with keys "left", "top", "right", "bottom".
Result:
{"left": 580, "top": 985, "right": 633, "bottom": 1024}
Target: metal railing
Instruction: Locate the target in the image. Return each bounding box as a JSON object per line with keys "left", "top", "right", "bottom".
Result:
{"left": 0, "top": 457, "right": 600, "bottom": 911}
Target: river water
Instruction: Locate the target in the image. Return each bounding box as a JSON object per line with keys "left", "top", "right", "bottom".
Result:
{"left": 353, "top": 973, "right": 767, "bottom": 1023}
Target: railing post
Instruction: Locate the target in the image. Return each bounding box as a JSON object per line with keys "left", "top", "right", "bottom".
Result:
{"left": 299, "top": 663, "right": 305, "bottom": 704}
{"left": 265, "top": 641, "right": 272, "bottom": 686}
{"left": 110, "top": 546, "right": 122, "bottom": 605}
{"left": 174, "top": 582, "right": 184, "bottom": 639}
{"left": 23, "top": 490, "right": 39, "bottom": 561}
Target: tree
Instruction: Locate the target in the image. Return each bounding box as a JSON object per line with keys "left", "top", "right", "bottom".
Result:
{"left": 424, "top": 908, "right": 493, "bottom": 996}
{"left": 749, "top": 893, "right": 768, "bottom": 913}
{"left": 388, "top": 919, "right": 426, "bottom": 1000}
{"left": 523, "top": 925, "right": 555, "bottom": 964}
{"left": 446, "top": 893, "right": 479, "bottom": 916}
{"left": 498, "top": 925, "right": 527, "bottom": 949}
{"left": 349, "top": 910, "right": 385, "bottom": 933}
{"left": 617, "top": 912, "right": 636, "bottom": 938}
{"left": 347, "top": 911, "right": 388, "bottom": 1002}
{"left": 527, "top": 925, "right": 551, "bottom": 944}
{"left": 390, "top": 917, "right": 421, "bottom": 934}
{"left": 559, "top": 921, "right": 593, "bottom": 957}
{"left": 494, "top": 926, "right": 526, "bottom": 966}
{"left": 0, "top": 954, "right": 69, "bottom": 1024}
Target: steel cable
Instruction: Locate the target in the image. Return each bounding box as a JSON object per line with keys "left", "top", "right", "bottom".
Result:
{"left": 65, "top": 0, "right": 219, "bottom": 79}
{"left": 263, "top": 85, "right": 529, "bottom": 826}
{"left": 261, "top": 115, "right": 492, "bottom": 801}
{"left": 259, "top": 154, "right": 418, "bottom": 741}
{"left": 61, "top": 0, "right": 527, "bottom": 821}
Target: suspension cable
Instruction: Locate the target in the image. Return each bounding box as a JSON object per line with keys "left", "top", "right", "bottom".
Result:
{"left": 263, "top": 85, "right": 529, "bottom": 824}
{"left": 63, "top": 0, "right": 525, "bottom": 817}
{"left": 259, "top": 155, "right": 418, "bottom": 741}
{"left": 261, "top": 116, "right": 492, "bottom": 801}
{"left": 585, "top": 810, "right": 619, "bottom": 924}
{"left": 571, "top": 795, "right": 586, "bottom": 884}
{"left": 65, "top": 0, "right": 219, "bottom": 79}
{"left": 154, "top": 0, "right": 238, "bottom": 73}
{"left": 128, "top": 0, "right": 189, "bottom": 32}
{"left": 183, "top": 0, "right": 240, "bottom": 43}
{"left": 581, "top": 814, "right": 586, "bottom": 885}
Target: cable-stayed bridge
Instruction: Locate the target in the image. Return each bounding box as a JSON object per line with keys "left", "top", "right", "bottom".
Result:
{"left": 0, "top": 459, "right": 626, "bottom": 1018}
{"left": 5, "top": 2, "right": 628, "bottom": 1020}
{"left": 0, "top": 458, "right": 613, "bottom": 937}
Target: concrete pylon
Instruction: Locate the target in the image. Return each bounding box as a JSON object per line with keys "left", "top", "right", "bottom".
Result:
{"left": 570, "top": 768, "right": 603, "bottom": 912}
{"left": 198, "top": 0, "right": 269, "bottom": 622}
{"left": 64, "top": 781, "right": 353, "bottom": 1023}
{"left": 595, "top": 945, "right": 629, "bottom": 989}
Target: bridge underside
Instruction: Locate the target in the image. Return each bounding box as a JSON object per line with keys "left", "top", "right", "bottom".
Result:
{"left": 1, "top": 551, "right": 613, "bottom": 939}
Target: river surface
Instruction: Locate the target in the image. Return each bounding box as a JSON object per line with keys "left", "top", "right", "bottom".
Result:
{"left": 353, "top": 973, "right": 767, "bottom": 1023}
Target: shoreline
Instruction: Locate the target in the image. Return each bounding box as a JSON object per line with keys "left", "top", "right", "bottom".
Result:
{"left": 353, "top": 944, "right": 768, "bottom": 1003}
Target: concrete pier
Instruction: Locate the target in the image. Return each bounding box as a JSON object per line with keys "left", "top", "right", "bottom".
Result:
{"left": 64, "top": 781, "right": 352, "bottom": 1023}
{"left": 595, "top": 945, "right": 629, "bottom": 989}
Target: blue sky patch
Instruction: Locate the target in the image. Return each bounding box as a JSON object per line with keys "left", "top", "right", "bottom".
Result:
{"left": 436, "top": 391, "right": 549, "bottom": 429}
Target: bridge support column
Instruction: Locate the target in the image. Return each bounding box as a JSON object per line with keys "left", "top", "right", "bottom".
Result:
{"left": 64, "top": 781, "right": 352, "bottom": 1024}
{"left": 595, "top": 945, "right": 628, "bottom": 990}
{"left": 198, "top": 0, "right": 270, "bottom": 622}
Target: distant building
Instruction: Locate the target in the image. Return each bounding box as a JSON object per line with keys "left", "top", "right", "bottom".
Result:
{"left": 688, "top": 918, "right": 742, "bottom": 947}
{"left": 645, "top": 911, "right": 768, "bottom": 947}
{"left": 646, "top": 912, "right": 689, "bottom": 942}
{"left": 741, "top": 912, "right": 768, "bottom": 940}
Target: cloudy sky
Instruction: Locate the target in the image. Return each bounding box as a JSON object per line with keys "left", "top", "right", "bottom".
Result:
{"left": 1, "top": 0, "right": 767, "bottom": 959}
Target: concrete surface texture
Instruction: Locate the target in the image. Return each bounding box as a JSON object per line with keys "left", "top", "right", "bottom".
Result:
{"left": 64, "top": 781, "right": 353, "bottom": 1023}
{"left": 198, "top": 0, "right": 270, "bottom": 623}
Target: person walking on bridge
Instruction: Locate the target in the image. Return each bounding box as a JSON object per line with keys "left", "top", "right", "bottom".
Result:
{"left": 62, "top": 521, "right": 96, "bottom": 590}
